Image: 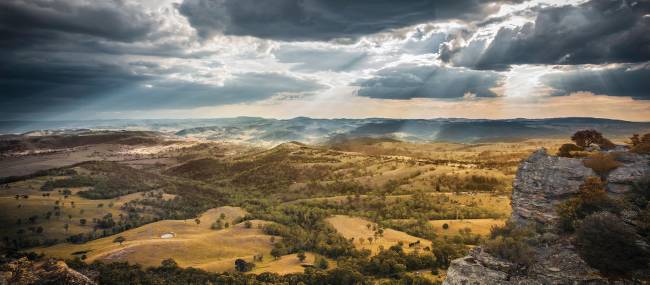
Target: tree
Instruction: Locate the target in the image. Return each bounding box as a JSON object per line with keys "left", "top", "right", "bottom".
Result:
{"left": 113, "top": 236, "right": 126, "bottom": 245}
{"left": 211, "top": 220, "right": 223, "bottom": 230}
{"left": 244, "top": 220, "right": 253, "bottom": 228}
{"left": 316, "top": 256, "right": 329, "bottom": 270}
{"left": 234, "top": 258, "right": 255, "bottom": 272}
{"left": 571, "top": 130, "right": 604, "bottom": 148}
{"left": 160, "top": 258, "right": 178, "bottom": 269}
{"left": 194, "top": 218, "right": 201, "bottom": 225}
{"left": 80, "top": 218, "right": 87, "bottom": 226}
{"left": 442, "top": 223, "right": 449, "bottom": 230}
{"left": 297, "top": 251, "right": 306, "bottom": 263}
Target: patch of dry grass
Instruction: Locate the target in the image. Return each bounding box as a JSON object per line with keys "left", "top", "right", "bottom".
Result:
{"left": 429, "top": 219, "right": 506, "bottom": 237}
{"left": 36, "top": 207, "right": 282, "bottom": 273}
{"left": 325, "top": 215, "right": 431, "bottom": 255}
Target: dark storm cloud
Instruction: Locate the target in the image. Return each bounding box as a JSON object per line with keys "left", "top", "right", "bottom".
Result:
{"left": 355, "top": 64, "right": 502, "bottom": 100}
{"left": 0, "top": 54, "right": 324, "bottom": 118}
{"left": 0, "top": 0, "right": 156, "bottom": 49}
{"left": 178, "top": 0, "right": 523, "bottom": 41}
{"left": 100, "top": 72, "right": 326, "bottom": 110}
{"left": 443, "top": 0, "right": 650, "bottom": 69}
{"left": 542, "top": 64, "right": 650, "bottom": 100}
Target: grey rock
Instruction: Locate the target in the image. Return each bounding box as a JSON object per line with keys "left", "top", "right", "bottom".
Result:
{"left": 443, "top": 248, "right": 512, "bottom": 285}
{"left": 607, "top": 153, "right": 650, "bottom": 194}
{"left": 0, "top": 258, "right": 96, "bottom": 285}
{"left": 444, "top": 148, "right": 649, "bottom": 285}
{"left": 511, "top": 148, "right": 596, "bottom": 226}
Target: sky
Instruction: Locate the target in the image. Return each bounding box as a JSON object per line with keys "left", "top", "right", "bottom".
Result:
{"left": 1, "top": 0, "right": 649, "bottom": 121}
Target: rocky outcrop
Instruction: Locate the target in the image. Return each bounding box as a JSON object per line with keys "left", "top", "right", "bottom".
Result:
{"left": 511, "top": 149, "right": 596, "bottom": 226}
{"left": 0, "top": 257, "right": 96, "bottom": 285}
{"left": 606, "top": 152, "right": 650, "bottom": 194}
{"left": 444, "top": 245, "right": 606, "bottom": 285}
{"left": 511, "top": 149, "right": 650, "bottom": 227}
{"left": 444, "top": 148, "right": 650, "bottom": 285}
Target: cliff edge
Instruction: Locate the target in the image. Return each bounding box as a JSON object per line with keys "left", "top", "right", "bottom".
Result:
{"left": 444, "top": 148, "right": 650, "bottom": 284}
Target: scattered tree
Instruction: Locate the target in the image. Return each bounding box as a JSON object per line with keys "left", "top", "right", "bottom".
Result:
{"left": 297, "top": 251, "right": 306, "bottom": 263}
{"left": 113, "top": 236, "right": 126, "bottom": 245}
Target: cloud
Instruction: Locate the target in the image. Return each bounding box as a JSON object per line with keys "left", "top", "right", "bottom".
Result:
{"left": 178, "top": 0, "right": 520, "bottom": 41}
{"left": 0, "top": 53, "right": 325, "bottom": 117}
{"left": 0, "top": 0, "right": 156, "bottom": 48}
{"left": 273, "top": 45, "right": 369, "bottom": 72}
{"left": 542, "top": 64, "right": 650, "bottom": 100}
{"left": 442, "top": 0, "right": 650, "bottom": 69}
{"left": 102, "top": 72, "right": 326, "bottom": 110}
{"left": 355, "top": 64, "right": 503, "bottom": 100}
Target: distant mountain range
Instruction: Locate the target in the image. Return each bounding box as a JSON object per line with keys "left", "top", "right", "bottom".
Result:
{"left": 1, "top": 117, "right": 649, "bottom": 144}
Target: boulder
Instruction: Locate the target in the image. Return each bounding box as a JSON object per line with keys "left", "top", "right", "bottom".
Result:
{"left": 606, "top": 152, "right": 650, "bottom": 194}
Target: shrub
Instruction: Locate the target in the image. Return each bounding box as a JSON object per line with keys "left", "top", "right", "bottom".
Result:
{"left": 484, "top": 236, "right": 534, "bottom": 267}
{"left": 597, "top": 138, "right": 616, "bottom": 150}
{"left": 557, "top": 177, "right": 621, "bottom": 232}
{"left": 575, "top": 212, "right": 646, "bottom": 275}
{"left": 557, "top": 143, "right": 584, "bottom": 158}
{"left": 583, "top": 153, "right": 622, "bottom": 178}
{"left": 484, "top": 221, "right": 536, "bottom": 267}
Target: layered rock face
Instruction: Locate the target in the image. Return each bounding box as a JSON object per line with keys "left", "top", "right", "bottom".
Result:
{"left": 0, "top": 257, "right": 96, "bottom": 285}
{"left": 444, "top": 245, "right": 604, "bottom": 285}
{"left": 511, "top": 149, "right": 596, "bottom": 226}
{"left": 444, "top": 148, "right": 650, "bottom": 285}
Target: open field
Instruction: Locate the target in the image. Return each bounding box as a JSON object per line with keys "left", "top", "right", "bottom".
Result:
{"left": 35, "top": 207, "right": 282, "bottom": 272}
{"left": 326, "top": 215, "right": 432, "bottom": 255}
{"left": 251, "top": 252, "right": 334, "bottom": 275}
{"left": 429, "top": 219, "right": 505, "bottom": 237}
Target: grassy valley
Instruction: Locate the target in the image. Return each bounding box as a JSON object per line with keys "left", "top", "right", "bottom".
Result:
{"left": 0, "top": 130, "right": 614, "bottom": 284}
